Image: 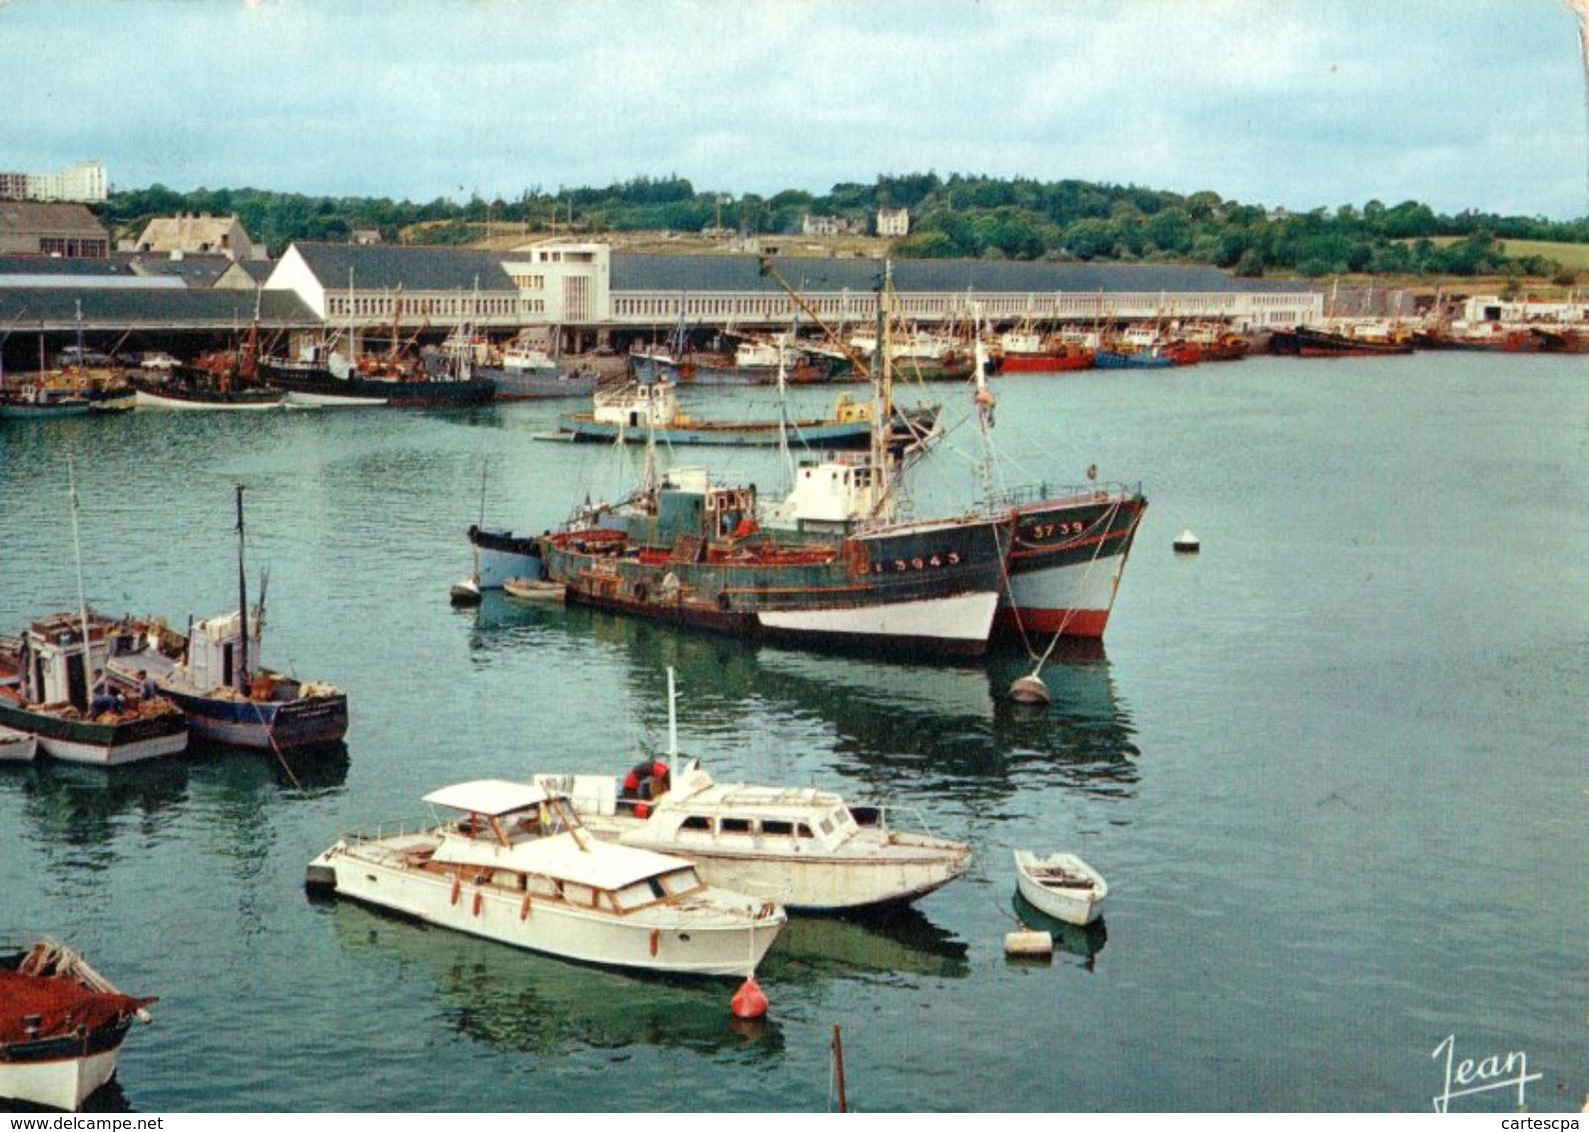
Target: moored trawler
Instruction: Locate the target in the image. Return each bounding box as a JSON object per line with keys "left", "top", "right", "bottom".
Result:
{"left": 535, "top": 469, "right": 1008, "bottom": 658}
{"left": 306, "top": 779, "right": 787, "bottom": 977}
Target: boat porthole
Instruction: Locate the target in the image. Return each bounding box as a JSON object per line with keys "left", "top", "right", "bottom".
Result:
{"left": 679, "top": 933, "right": 690, "bottom": 942}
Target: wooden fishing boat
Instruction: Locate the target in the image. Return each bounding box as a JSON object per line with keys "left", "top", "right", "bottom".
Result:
{"left": 0, "top": 939, "right": 156, "bottom": 1112}
{"left": 554, "top": 378, "right": 936, "bottom": 452}
{"left": 0, "top": 383, "right": 92, "bottom": 418}
{"left": 461, "top": 344, "right": 600, "bottom": 400}
{"left": 305, "top": 778, "right": 787, "bottom": 977}
{"left": 0, "top": 468, "right": 187, "bottom": 766}
{"left": 0, "top": 614, "right": 188, "bottom": 766}
{"left": 535, "top": 465, "right": 1007, "bottom": 657}
{"left": 1269, "top": 325, "right": 1414, "bottom": 357}
{"left": 1013, "top": 850, "right": 1108, "bottom": 926}
{"left": 106, "top": 486, "right": 348, "bottom": 752}
{"left": 135, "top": 321, "right": 287, "bottom": 409}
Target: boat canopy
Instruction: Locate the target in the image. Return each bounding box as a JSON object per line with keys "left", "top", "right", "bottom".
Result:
{"left": 433, "top": 827, "right": 699, "bottom": 892}
{"left": 424, "top": 779, "right": 551, "bottom": 816}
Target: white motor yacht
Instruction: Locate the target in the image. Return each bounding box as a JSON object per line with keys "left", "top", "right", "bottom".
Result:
{"left": 306, "top": 779, "right": 785, "bottom": 977}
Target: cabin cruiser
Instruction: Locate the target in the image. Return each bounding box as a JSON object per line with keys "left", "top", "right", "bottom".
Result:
{"left": 306, "top": 779, "right": 786, "bottom": 977}
{"left": 539, "top": 759, "right": 970, "bottom": 911}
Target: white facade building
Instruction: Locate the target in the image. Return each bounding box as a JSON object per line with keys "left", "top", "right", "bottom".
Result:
{"left": 876, "top": 207, "right": 910, "bottom": 237}
{"left": 0, "top": 162, "right": 108, "bottom": 203}
{"left": 501, "top": 241, "right": 610, "bottom": 326}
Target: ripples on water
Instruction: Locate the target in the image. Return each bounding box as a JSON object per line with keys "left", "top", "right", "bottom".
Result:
{"left": 0, "top": 353, "right": 1584, "bottom": 1111}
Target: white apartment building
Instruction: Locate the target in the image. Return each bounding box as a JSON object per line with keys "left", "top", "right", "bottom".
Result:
{"left": 0, "top": 161, "right": 108, "bottom": 203}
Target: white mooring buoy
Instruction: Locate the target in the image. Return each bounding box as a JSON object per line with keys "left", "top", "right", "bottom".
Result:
{"left": 449, "top": 576, "right": 482, "bottom": 607}
{"left": 1173, "top": 528, "right": 1200, "bottom": 554}
{"left": 1005, "top": 929, "right": 1055, "bottom": 958}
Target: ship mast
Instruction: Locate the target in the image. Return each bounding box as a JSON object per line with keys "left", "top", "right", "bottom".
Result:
{"left": 67, "top": 457, "right": 96, "bottom": 698}
{"left": 871, "top": 262, "right": 894, "bottom": 488}
{"left": 235, "top": 483, "right": 249, "bottom": 696}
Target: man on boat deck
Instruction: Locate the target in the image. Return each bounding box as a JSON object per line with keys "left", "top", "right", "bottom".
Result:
{"left": 137, "top": 670, "right": 156, "bottom": 702}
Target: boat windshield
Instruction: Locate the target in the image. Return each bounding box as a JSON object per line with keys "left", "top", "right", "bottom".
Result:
{"left": 655, "top": 866, "right": 702, "bottom": 898}
{"left": 822, "top": 806, "right": 857, "bottom": 840}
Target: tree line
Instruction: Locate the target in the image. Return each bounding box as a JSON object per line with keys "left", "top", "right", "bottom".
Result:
{"left": 95, "top": 172, "right": 1589, "bottom": 281}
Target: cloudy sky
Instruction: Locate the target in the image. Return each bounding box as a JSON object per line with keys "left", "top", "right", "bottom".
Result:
{"left": 7, "top": 0, "right": 1589, "bottom": 219}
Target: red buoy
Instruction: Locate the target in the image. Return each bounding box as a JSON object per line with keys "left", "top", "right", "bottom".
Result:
{"left": 731, "top": 976, "right": 768, "bottom": 1020}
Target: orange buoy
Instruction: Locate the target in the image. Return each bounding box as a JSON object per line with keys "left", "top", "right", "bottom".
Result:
{"left": 649, "top": 929, "right": 659, "bottom": 957}
{"left": 450, "top": 875, "right": 461, "bottom": 905}
{"left": 520, "top": 894, "right": 532, "bottom": 920}
{"left": 472, "top": 890, "right": 483, "bottom": 916}
{"left": 730, "top": 976, "right": 768, "bottom": 1020}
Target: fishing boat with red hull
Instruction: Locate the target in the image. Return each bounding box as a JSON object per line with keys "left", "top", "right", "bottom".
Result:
{"left": 989, "top": 483, "right": 1146, "bottom": 640}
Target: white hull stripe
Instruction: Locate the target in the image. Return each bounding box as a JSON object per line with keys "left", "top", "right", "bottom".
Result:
{"left": 135, "top": 391, "right": 283, "bottom": 411}
{"left": 1001, "top": 555, "right": 1127, "bottom": 614}
{"left": 37, "top": 731, "right": 188, "bottom": 766}
{"left": 758, "top": 590, "right": 998, "bottom": 643}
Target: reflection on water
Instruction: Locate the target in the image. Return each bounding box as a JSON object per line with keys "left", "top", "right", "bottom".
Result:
{"left": 324, "top": 899, "right": 785, "bottom": 1061}
{"left": 188, "top": 739, "right": 351, "bottom": 797}
{"left": 1011, "top": 893, "right": 1109, "bottom": 969}
{"left": 467, "top": 592, "right": 1140, "bottom": 807}
{"left": 7, "top": 757, "right": 191, "bottom": 851}
{"left": 764, "top": 908, "right": 969, "bottom": 985}
{"left": 4, "top": 743, "right": 347, "bottom": 851}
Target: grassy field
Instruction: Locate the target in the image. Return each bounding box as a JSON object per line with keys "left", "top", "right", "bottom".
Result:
{"left": 1424, "top": 235, "right": 1589, "bottom": 270}
{"left": 1496, "top": 238, "right": 1589, "bottom": 269}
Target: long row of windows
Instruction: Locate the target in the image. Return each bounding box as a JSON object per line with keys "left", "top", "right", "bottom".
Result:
{"left": 612, "top": 290, "right": 1322, "bottom": 325}
{"left": 314, "top": 287, "right": 1320, "bottom": 326}
{"left": 325, "top": 294, "right": 519, "bottom": 318}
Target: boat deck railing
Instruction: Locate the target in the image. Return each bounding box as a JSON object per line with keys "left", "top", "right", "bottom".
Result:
{"left": 849, "top": 802, "right": 954, "bottom": 843}
{"left": 982, "top": 480, "right": 1142, "bottom": 511}
{"left": 343, "top": 819, "right": 436, "bottom": 846}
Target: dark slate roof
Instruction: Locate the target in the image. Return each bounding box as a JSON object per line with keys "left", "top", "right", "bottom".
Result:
{"left": 0, "top": 255, "right": 132, "bottom": 278}
{"left": 122, "top": 253, "right": 237, "bottom": 288}
{"left": 0, "top": 253, "right": 257, "bottom": 289}
{"left": 232, "top": 260, "right": 274, "bottom": 283}
{"left": 289, "top": 242, "right": 517, "bottom": 292}
{"left": 0, "top": 287, "right": 319, "bottom": 330}
{"left": 612, "top": 253, "right": 1317, "bottom": 295}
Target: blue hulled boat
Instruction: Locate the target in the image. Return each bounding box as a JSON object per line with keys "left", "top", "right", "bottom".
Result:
{"left": 107, "top": 486, "right": 348, "bottom": 752}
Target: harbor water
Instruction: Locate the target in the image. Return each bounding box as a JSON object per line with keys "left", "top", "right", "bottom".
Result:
{"left": 0, "top": 352, "right": 1584, "bottom": 1112}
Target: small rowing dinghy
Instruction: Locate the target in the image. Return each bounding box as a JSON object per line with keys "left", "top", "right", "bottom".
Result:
{"left": 503, "top": 577, "right": 566, "bottom": 602}
{"left": 1013, "top": 850, "right": 1108, "bottom": 926}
